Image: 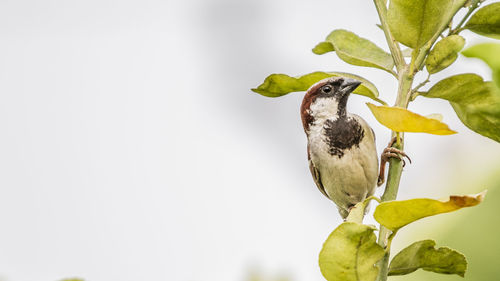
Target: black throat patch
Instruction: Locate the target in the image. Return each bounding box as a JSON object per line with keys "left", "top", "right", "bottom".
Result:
{"left": 323, "top": 117, "right": 365, "bottom": 157}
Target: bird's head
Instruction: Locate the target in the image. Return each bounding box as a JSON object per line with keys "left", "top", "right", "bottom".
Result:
{"left": 300, "top": 77, "right": 361, "bottom": 132}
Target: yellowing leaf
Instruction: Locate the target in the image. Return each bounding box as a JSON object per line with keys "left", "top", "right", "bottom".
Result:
{"left": 366, "top": 103, "right": 457, "bottom": 135}
{"left": 374, "top": 191, "right": 486, "bottom": 231}
{"left": 319, "top": 222, "right": 384, "bottom": 281}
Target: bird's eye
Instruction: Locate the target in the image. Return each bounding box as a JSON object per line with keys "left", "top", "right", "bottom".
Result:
{"left": 321, "top": 85, "right": 332, "bottom": 94}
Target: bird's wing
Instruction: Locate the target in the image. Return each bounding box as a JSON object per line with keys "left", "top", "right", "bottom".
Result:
{"left": 308, "top": 159, "right": 330, "bottom": 199}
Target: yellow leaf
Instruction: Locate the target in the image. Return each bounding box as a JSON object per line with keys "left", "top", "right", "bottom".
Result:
{"left": 374, "top": 191, "right": 486, "bottom": 231}
{"left": 367, "top": 103, "right": 457, "bottom": 135}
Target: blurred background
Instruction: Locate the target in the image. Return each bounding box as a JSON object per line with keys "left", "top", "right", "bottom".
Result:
{"left": 0, "top": 0, "right": 499, "bottom": 281}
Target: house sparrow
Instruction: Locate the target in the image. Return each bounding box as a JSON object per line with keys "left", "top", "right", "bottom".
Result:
{"left": 300, "top": 77, "right": 409, "bottom": 219}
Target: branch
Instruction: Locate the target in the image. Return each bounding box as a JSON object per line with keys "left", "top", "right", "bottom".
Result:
{"left": 449, "top": 0, "right": 483, "bottom": 36}
{"left": 373, "top": 0, "right": 406, "bottom": 73}
{"left": 410, "top": 73, "right": 431, "bottom": 100}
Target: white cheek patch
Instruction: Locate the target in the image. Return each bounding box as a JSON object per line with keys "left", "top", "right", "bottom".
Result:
{"left": 309, "top": 97, "right": 339, "bottom": 122}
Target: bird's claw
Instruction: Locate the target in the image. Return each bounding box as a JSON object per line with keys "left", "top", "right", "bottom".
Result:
{"left": 381, "top": 147, "right": 412, "bottom": 167}
{"left": 377, "top": 137, "right": 412, "bottom": 186}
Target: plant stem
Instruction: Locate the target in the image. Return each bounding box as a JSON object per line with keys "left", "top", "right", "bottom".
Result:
{"left": 373, "top": 0, "right": 406, "bottom": 74}
{"left": 372, "top": 2, "right": 474, "bottom": 281}
{"left": 449, "top": 0, "right": 482, "bottom": 36}
{"left": 410, "top": 73, "right": 431, "bottom": 100}
{"left": 375, "top": 69, "right": 412, "bottom": 281}
{"left": 371, "top": 2, "right": 415, "bottom": 280}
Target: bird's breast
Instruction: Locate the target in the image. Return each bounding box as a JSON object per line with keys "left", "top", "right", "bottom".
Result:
{"left": 306, "top": 115, "right": 379, "bottom": 210}
{"left": 308, "top": 115, "right": 365, "bottom": 158}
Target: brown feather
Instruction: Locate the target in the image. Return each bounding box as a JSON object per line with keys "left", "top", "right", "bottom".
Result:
{"left": 307, "top": 146, "right": 330, "bottom": 199}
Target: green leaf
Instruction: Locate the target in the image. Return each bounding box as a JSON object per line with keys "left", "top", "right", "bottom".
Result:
{"left": 319, "top": 222, "right": 384, "bottom": 281}
{"left": 366, "top": 103, "right": 457, "bottom": 135}
{"left": 345, "top": 202, "right": 366, "bottom": 224}
{"left": 312, "top": 41, "right": 335, "bottom": 55}
{"left": 464, "top": 2, "right": 500, "bottom": 39}
{"left": 423, "top": 74, "right": 497, "bottom": 103}
{"left": 425, "top": 35, "right": 465, "bottom": 74}
{"left": 322, "top": 29, "right": 394, "bottom": 74}
{"left": 389, "top": 240, "right": 467, "bottom": 277}
{"left": 422, "top": 73, "right": 500, "bottom": 142}
{"left": 345, "top": 197, "right": 378, "bottom": 223}
{"left": 451, "top": 101, "right": 500, "bottom": 143}
{"left": 388, "top": 0, "right": 465, "bottom": 48}
{"left": 374, "top": 191, "right": 486, "bottom": 231}
{"left": 252, "top": 72, "right": 385, "bottom": 104}
{"left": 462, "top": 43, "right": 500, "bottom": 88}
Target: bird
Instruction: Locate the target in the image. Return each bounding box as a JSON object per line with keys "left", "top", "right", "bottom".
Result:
{"left": 300, "top": 76, "right": 409, "bottom": 219}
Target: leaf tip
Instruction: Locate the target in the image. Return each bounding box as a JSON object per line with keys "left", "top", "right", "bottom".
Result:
{"left": 312, "top": 41, "right": 334, "bottom": 55}
{"left": 449, "top": 190, "right": 487, "bottom": 207}
{"left": 476, "top": 190, "right": 487, "bottom": 202}
{"left": 447, "top": 129, "right": 458, "bottom": 135}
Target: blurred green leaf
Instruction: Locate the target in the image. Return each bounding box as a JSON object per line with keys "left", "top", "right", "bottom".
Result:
{"left": 374, "top": 191, "right": 486, "bottom": 231}
{"left": 402, "top": 48, "right": 413, "bottom": 57}
{"left": 366, "top": 103, "right": 457, "bottom": 135}
{"left": 252, "top": 72, "right": 385, "bottom": 103}
{"left": 425, "top": 35, "right": 465, "bottom": 74}
{"left": 387, "top": 0, "right": 466, "bottom": 48}
{"left": 321, "top": 29, "right": 394, "bottom": 73}
{"left": 422, "top": 74, "right": 500, "bottom": 142}
{"left": 462, "top": 43, "right": 500, "bottom": 88}
{"left": 389, "top": 240, "right": 467, "bottom": 277}
{"left": 312, "top": 41, "right": 335, "bottom": 55}
{"left": 319, "top": 222, "right": 384, "bottom": 281}
{"left": 464, "top": 3, "right": 500, "bottom": 39}
{"left": 246, "top": 272, "right": 291, "bottom": 281}
{"left": 425, "top": 113, "right": 444, "bottom": 121}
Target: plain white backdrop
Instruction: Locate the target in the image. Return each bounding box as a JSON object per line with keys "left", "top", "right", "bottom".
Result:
{"left": 0, "top": 0, "right": 499, "bottom": 281}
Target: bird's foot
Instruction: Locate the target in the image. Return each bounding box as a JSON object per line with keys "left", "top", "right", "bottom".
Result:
{"left": 377, "top": 137, "right": 412, "bottom": 186}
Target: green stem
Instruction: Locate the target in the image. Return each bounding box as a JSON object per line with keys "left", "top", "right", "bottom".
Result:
{"left": 449, "top": 0, "right": 482, "bottom": 36}
{"left": 376, "top": 70, "right": 412, "bottom": 281}
{"left": 371, "top": 2, "right": 419, "bottom": 272}
{"left": 372, "top": 2, "right": 474, "bottom": 281}
{"left": 410, "top": 73, "right": 431, "bottom": 100}
{"left": 373, "top": 0, "right": 406, "bottom": 74}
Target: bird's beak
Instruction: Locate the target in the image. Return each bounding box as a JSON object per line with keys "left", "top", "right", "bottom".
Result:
{"left": 339, "top": 78, "right": 362, "bottom": 95}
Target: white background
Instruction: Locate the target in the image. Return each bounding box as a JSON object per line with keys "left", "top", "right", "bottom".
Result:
{"left": 0, "top": 0, "right": 499, "bottom": 281}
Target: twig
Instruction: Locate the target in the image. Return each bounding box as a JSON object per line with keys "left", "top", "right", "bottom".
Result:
{"left": 373, "top": 0, "right": 406, "bottom": 74}
{"left": 449, "top": 0, "right": 482, "bottom": 36}
{"left": 410, "top": 73, "right": 431, "bottom": 100}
